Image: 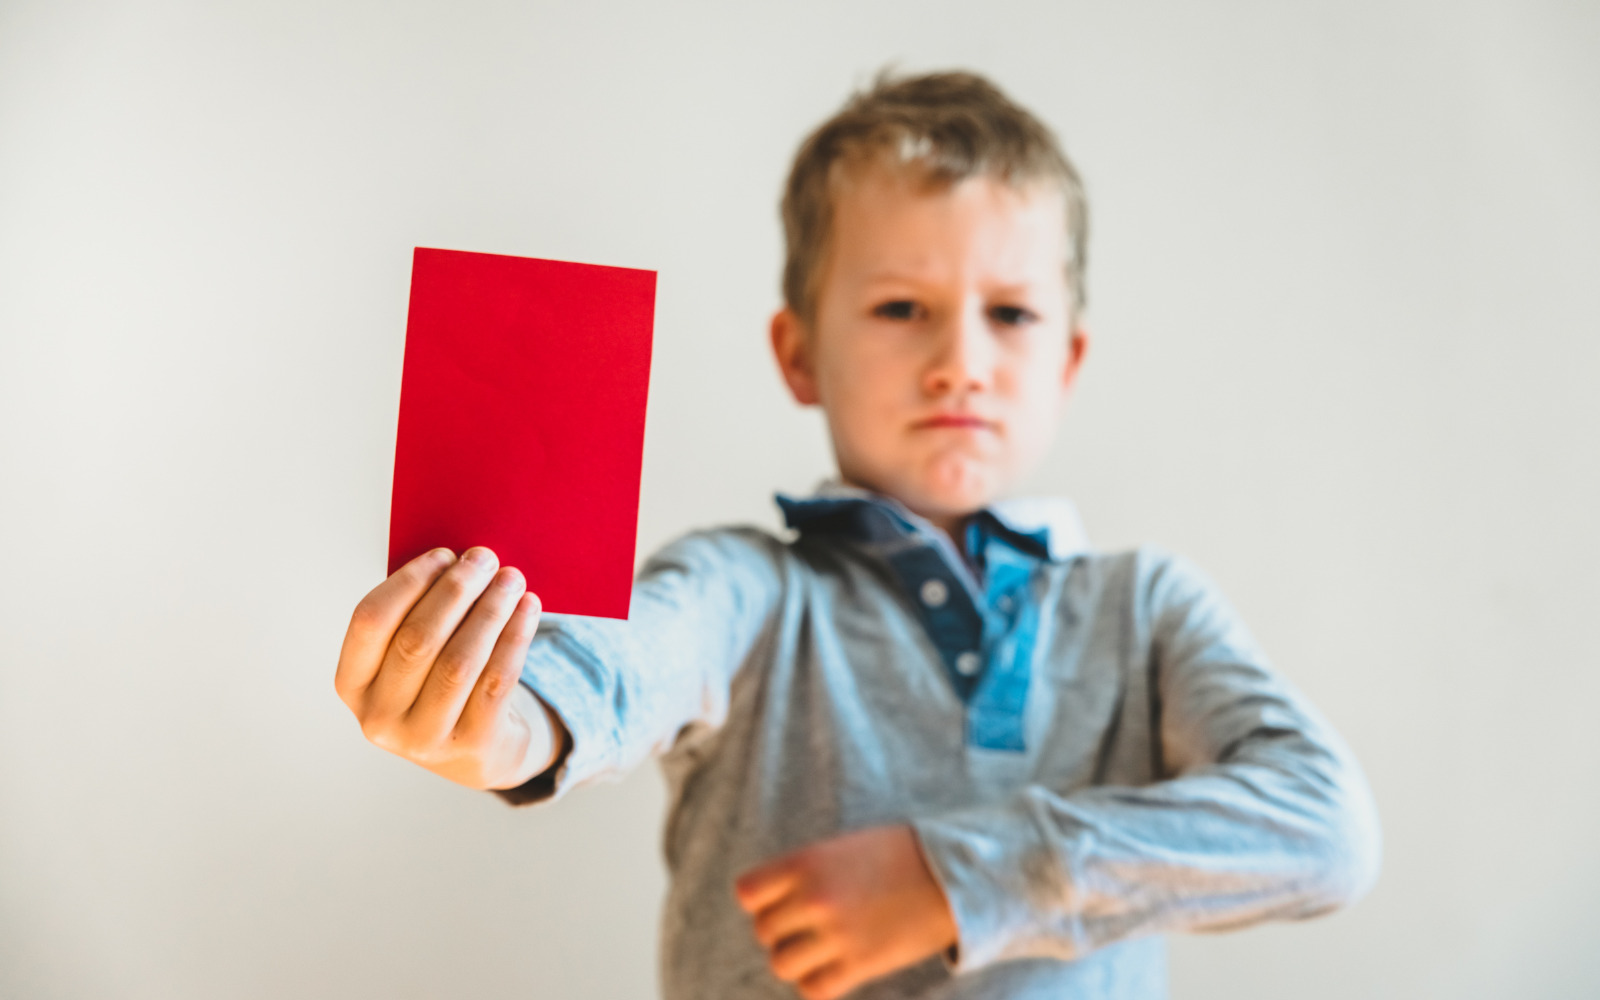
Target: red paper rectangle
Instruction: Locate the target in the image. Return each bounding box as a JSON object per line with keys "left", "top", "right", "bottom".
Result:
{"left": 388, "top": 247, "right": 656, "bottom": 619}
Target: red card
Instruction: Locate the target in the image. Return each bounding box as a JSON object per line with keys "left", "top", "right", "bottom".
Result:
{"left": 388, "top": 247, "right": 656, "bottom": 619}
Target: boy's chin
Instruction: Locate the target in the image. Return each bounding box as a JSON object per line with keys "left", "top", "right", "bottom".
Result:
{"left": 888, "top": 466, "right": 1009, "bottom": 528}
{"left": 839, "top": 454, "right": 1016, "bottom": 527}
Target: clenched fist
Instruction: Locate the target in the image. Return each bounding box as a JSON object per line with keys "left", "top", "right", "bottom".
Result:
{"left": 334, "top": 546, "right": 565, "bottom": 791}
{"left": 735, "top": 825, "right": 959, "bottom": 1000}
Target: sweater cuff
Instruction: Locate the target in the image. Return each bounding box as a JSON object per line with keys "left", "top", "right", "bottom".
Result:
{"left": 912, "top": 802, "right": 1084, "bottom": 972}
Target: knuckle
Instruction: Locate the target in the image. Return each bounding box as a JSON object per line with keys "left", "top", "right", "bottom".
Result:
{"left": 436, "top": 569, "right": 473, "bottom": 602}
{"left": 432, "top": 650, "right": 476, "bottom": 689}
{"left": 800, "top": 887, "right": 834, "bottom": 918}
{"left": 505, "top": 604, "right": 538, "bottom": 641}
{"left": 348, "top": 598, "right": 384, "bottom": 636}
{"left": 478, "top": 587, "right": 520, "bottom": 625}
{"left": 389, "top": 620, "right": 434, "bottom": 662}
{"left": 477, "top": 663, "right": 514, "bottom": 701}
{"left": 360, "top": 719, "right": 396, "bottom": 750}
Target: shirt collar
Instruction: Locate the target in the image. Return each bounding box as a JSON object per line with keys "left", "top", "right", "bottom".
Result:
{"left": 775, "top": 482, "right": 1089, "bottom": 563}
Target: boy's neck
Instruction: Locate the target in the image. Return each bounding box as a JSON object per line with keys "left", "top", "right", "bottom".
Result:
{"left": 927, "top": 513, "right": 968, "bottom": 554}
{"left": 829, "top": 475, "right": 980, "bottom": 555}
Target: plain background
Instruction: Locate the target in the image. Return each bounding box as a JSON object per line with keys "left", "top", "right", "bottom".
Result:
{"left": 2, "top": 1, "right": 1597, "bottom": 997}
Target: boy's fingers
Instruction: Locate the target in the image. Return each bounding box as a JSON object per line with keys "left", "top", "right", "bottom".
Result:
{"left": 768, "top": 931, "right": 835, "bottom": 984}
{"left": 361, "top": 548, "right": 501, "bottom": 722}
{"left": 334, "top": 547, "right": 454, "bottom": 703}
{"left": 403, "top": 566, "right": 527, "bottom": 745}
{"left": 751, "top": 896, "right": 820, "bottom": 950}
{"left": 455, "top": 591, "right": 541, "bottom": 743}
{"left": 734, "top": 857, "right": 800, "bottom": 913}
{"left": 797, "top": 962, "right": 850, "bottom": 1000}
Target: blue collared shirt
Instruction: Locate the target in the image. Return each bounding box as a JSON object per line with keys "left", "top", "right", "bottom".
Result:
{"left": 775, "top": 489, "right": 1082, "bottom": 753}
{"left": 506, "top": 487, "right": 1381, "bottom": 999}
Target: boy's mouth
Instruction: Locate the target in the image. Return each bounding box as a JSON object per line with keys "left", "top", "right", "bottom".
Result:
{"left": 913, "top": 413, "right": 997, "bottom": 432}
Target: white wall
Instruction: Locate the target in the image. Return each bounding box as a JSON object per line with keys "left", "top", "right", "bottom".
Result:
{"left": 2, "top": 2, "right": 1596, "bottom": 997}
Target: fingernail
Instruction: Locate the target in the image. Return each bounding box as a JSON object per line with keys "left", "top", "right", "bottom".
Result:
{"left": 463, "top": 547, "right": 495, "bottom": 567}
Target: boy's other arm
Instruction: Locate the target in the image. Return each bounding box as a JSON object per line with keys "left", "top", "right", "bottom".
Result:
{"left": 334, "top": 547, "right": 568, "bottom": 791}
{"left": 493, "top": 527, "right": 788, "bottom": 803}
{"left": 906, "top": 551, "right": 1383, "bottom": 972}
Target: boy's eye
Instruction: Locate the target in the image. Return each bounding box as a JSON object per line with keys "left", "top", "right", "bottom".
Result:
{"left": 989, "top": 305, "right": 1037, "bottom": 327}
{"left": 873, "top": 300, "right": 921, "bottom": 321}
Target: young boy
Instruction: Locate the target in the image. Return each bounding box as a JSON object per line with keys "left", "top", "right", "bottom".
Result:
{"left": 334, "top": 72, "right": 1380, "bottom": 1000}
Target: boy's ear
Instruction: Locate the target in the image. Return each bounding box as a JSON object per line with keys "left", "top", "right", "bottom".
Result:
{"left": 770, "top": 307, "right": 821, "bottom": 406}
{"left": 1060, "top": 324, "right": 1090, "bottom": 395}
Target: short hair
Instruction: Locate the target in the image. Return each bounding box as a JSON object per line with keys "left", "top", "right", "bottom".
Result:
{"left": 780, "top": 69, "right": 1088, "bottom": 325}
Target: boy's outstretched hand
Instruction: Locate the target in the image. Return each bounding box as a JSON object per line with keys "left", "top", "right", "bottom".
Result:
{"left": 735, "top": 825, "right": 958, "bottom": 1000}
{"left": 334, "top": 547, "right": 563, "bottom": 791}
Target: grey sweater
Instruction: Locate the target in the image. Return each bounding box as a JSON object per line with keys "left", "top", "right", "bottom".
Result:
{"left": 501, "top": 487, "right": 1381, "bottom": 999}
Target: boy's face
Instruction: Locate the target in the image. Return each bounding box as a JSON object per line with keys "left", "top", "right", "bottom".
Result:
{"left": 771, "top": 165, "right": 1088, "bottom": 532}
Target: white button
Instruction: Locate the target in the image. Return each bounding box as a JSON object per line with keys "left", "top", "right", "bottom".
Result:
{"left": 954, "top": 651, "right": 981, "bottom": 675}
{"left": 996, "top": 595, "right": 1015, "bottom": 612}
{"left": 919, "top": 578, "right": 949, "bottom": 608}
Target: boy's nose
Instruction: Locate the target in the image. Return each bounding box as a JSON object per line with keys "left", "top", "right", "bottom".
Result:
{"left": 922, "top": 304, "right": 994, "bottom": 398}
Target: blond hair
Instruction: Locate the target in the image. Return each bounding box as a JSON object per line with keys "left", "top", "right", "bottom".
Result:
{"left": 780, "top": 70, "right": 1088, "bottom": 324}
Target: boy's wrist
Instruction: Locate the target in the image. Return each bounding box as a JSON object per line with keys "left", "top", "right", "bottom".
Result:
{"left": 491, "top": 684, "right": 567, "bottom": 790}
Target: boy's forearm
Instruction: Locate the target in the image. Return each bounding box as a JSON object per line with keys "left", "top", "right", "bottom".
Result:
{"left": 911, "top": 728, "right": 1381, "bottom": 971}
{"left": 493, "top": 529, "right": 787, "bottom": 802}
{"left": 911, "top": 549, "right": 1383, "bottom": 970}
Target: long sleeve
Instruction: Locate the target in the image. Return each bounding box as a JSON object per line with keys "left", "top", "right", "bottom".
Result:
{"left": 912, "top": 550, "right": 1382, "bottom": 972}
{"left": 498, "top": 527, "right": 787, "bottom": 804}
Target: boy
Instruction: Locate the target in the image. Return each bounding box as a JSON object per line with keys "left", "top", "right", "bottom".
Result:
{"left": 334, "top": 72, "right": 1380, "bottom": 999}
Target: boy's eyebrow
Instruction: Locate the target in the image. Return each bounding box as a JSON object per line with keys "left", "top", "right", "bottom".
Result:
{"left": 857, "top": 270, "right": 1046, "bottom": 295}
{"left": 857, "top": 271, "right": 933, "bottom": 289}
